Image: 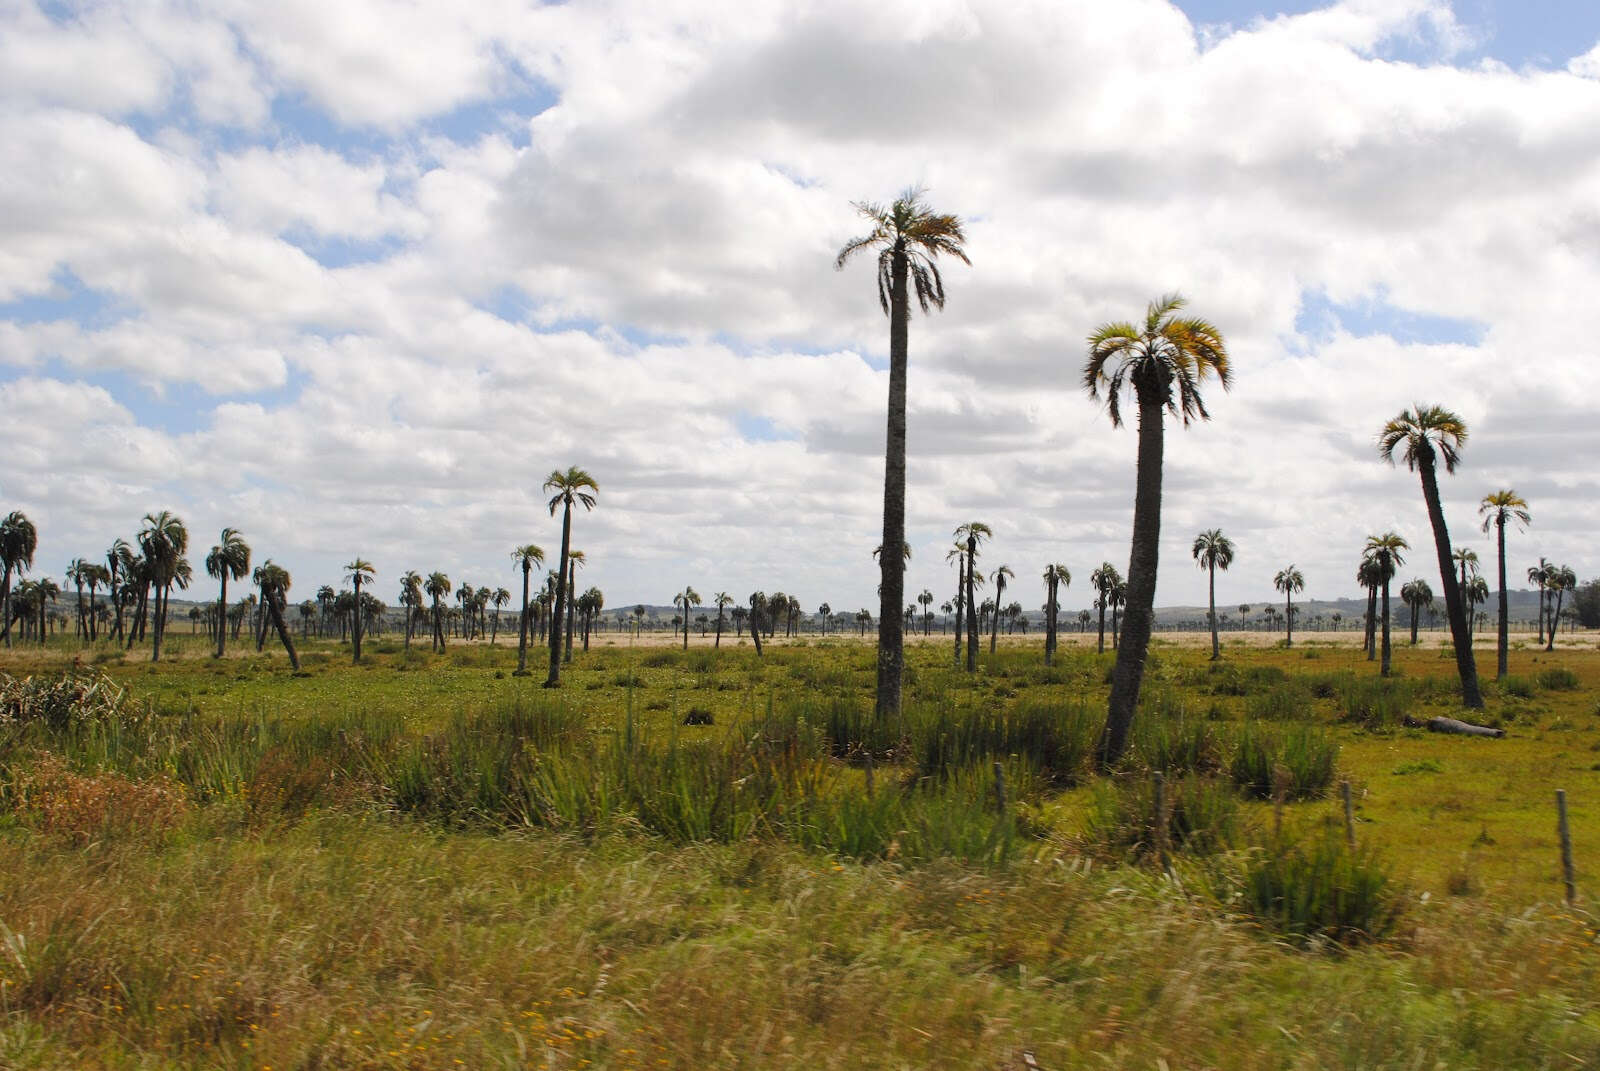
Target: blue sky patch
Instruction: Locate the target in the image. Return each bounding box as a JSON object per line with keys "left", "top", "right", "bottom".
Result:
{"left": 1293, "top": 288, "right": 1487, "bottom": 347}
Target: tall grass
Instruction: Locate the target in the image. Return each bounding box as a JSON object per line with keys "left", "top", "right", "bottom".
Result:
{"left": 912, "top": 698, "right": 1098, "bottom": 782}
{"left": 1230, "top": 721, "right": 1339, "bottom": 800}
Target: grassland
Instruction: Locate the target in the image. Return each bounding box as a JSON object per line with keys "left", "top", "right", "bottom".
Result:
{"left": 2, "top": 630, "right": 1599, "bottom": 1069}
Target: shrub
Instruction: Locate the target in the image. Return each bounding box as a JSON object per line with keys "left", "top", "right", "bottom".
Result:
{"left": 1230, "top": 722, "right": 1338, "bottom": 800}
{"left": 913, "top": 699, "right": 1097, "bottom": 782}
{"left": 1085, "top": 774, "right": 1243, "bottom": 860}
{"left": 1336, "top": 675, "right": 1413, "bottom": 730}
{"left": 7, "top": 755, "right": 188, "bottom": 843}
{"left": 0, "top": 669, "right": 145, "bottom": 734}
{"left": 1232, "top": 834, "right": 1403, "bottom": 946}
{"left": 1128, "top": 702, "right": 1230, "bottom": 776}
{"left": 1537, "top": 667, "right": 1580, "bottom": 691}
{"left": 1501, "top": 675, "right": 1535, "bottom": 699}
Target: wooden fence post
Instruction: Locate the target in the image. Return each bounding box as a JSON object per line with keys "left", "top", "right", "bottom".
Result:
{"left": 1340, "top": 780, "right": 1356, "bottom": 848}
{"left": 1557, "top": 789, "right": 1576, "bottom": 905}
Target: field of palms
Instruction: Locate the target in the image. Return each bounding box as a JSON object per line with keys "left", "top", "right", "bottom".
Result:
{"left": 2, "top": 630, "right": 1599, "bottom": 1069}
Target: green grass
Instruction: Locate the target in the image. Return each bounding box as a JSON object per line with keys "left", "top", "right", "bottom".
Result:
{"left": 4, "top": 632, "right": 1600, "bottom": 1066}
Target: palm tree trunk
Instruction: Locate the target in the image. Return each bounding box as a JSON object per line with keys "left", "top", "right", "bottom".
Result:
{"left": 1097, "top": 596, "right": 1106, "bottom": 654}
{"left": 1365, "top": 587, "right": 1377, "bottom": 659}
{"left": 546, "top": 506, "right": 572, "bottom": 686}
{"left": 266, "top": 593, "right": 300, "bottom": 671}
{"left": 964, "top": 537, "right": 978, "bottom": 672}
{"left": 216, "top": 575, "right": 228, "bottom": 658}
{"left": 874, "top": 243, "right": 910, "bottom": 719}
{"left": 1409, "top": 600, "right": 1419, "bottom": 645}
{"left": 1099, "top": 392, "right": 1165, "bottom": 768}
{"left": 1547, "top": 588, "right": 1565, "bottom": 653}
{"left": 1045, "top": 577, "right": 1056, "bottom": 666}
{"left": 563, "top": 562, "right": 576, "bottom": 663}
{"left": 953, "top": 561, "right": 964, "bottom": 666}
{"left": 1284, "top": 591, "right": 1293, "bottom": 648}
{"left": 1380, "top": 575, "right": 1393, "bottom": 675}
{"left": 352, "top": 577, "right": 363, "bottom": 663}
{"left": 515, "top": 565, "right": 531, "bottom": 673}
{"left": 1207, "top": 562, "right": 1219, "bottom": 660}
{"left": 715, "top": 607, "right": 724, "bottom": 647}
{"left": 1495, "top": 519, "right": 1509, "bottom": 679}
{"left": 989, "top": 580, "right": 1001, "bottom": 655}
{"left": 1419, "top": 454, "right": 1483, "bottom": 708}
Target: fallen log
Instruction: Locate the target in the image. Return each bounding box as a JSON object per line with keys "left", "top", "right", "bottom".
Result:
{"left": 1424, "top": 716, "right": 1504, "bottom": 738}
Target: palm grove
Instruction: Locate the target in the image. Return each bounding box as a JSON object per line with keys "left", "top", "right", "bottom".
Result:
{"left": 2, "top": 193, "right": 1591, "bottom": 756}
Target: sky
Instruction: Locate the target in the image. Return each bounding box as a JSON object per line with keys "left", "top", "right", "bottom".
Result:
{"left": 3, "top": 0, "right": 1598, "bottom": 620}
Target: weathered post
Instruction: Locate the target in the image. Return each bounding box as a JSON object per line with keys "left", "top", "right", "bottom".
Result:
{"left": 1557, "top": 789, "right": 1576, "bottom": 905}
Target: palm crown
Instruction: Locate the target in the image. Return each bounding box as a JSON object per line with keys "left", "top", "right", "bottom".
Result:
{"left": 544, "top": 467, "right": 599, "bottom": 515}
{"left": 1377, "top": 404, "right": 1467, "bottom": 473}
{"left": 206, "top": 528, "right": 251, "bottom": 582}
{"left": 1083, "top": 293, "right": 1230, "bottom": 428}
{"left": 1191, "top": 529, "right": 1235, "bottom": 571}
{"left": 1478, "top": 489, "right": 1530, "bottom": 534}
{"left": 835, "top": 187, "right": 970, "bottom": 316}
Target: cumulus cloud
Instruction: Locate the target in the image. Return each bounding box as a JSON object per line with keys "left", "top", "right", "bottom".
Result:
{"left": 2, "top": 0, "right": 1598, "bottom": 615}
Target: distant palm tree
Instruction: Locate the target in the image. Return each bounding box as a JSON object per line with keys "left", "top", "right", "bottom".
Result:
{"left": 953, "top": 522, "right": 992, "bottom": 671}
{"left": 563, "top": 550, "right": 586, "bottom": 662}
{"left": 1, "top": 510, "right": 39, "bottom": 648}
{"left": 398, "top": 571, "right": 423, "bottom": 649}
{"left": 1478, "top": 490, "right": 1529, "bottom": 679}
{"left": 713, "top": 592, "right": 733, "bottom": 646}
{"left": 255, "top": 560, "right": 300, "bottom": 671}
{"left": 988, "top": 564, "right": 1014, "bottom": 654}
{"left": 918, "top": 588, "right": 934, "bottom": 637}
{"left": 747, "top": 592, "right": 766, "bottom": 656}
{"left": 510, "top": 544, "right": 544, "bottom": 674}
{"left": 1378, "top": 405, "right": 1482, "bottom": 708}
{"left": 543, "top": 468, "right": 598, "bottom": 687}
{"left": 205, "top": 528, "right": 251, "bottom": 659}
{"left": 1400, "top": 578, "right": 1434, "bottom": 645}
{"left": 344, "top": 558, "right": 376, "bottom": 662}
{"left": 1191, "top": 529, "right": 1235, "bottom": 661}
{"left": 1090, "top": 562, "right": 1120, "bottom": 655}
{"left": 139, "top": 511, "right": 188, "bottom": 662}
{"left": 946, "top": 542, "right": 965, "bottom": 665}
{"left": 65, "top": 558, "right": 90, "bottom": 642}
{"left": 425, "top": 572, "right": 451, "bottom": 652}
{"left": 490, "top": 587, "right": 510, "bottom": 644}
{"left": 674, "top": 586, "right": 702, "bottom": 649}
{"left": 1466, "top": 575, "right": 1491, "bottom": 641}
{"left": 1364, "top": 532, "right": 1408, "bottom": 675}
{"left": 1042, "top": 563, "right": 1070, "bottom": 665}
{"left": 816, "top": 601, "right": 831, "bottom": 638}
{"left": 1084, "top": 293, "right": 1230, "bottom": 765}
{"left": 1274, "top": 566, "right": 1305, "bottom": 648}
{"left": 81, "top": 561, "right": 109, "bottom": 641}
{"left": 1546, "top": 565, "right": 1576, "bottom": 652}
{"left": 1109, "top": 578, "right": 1127, "bottom": 649}
{"left": 1527, "top": 557, "right": 1554, "bottom": 646}
{"left": 837, "top": 188, "right": 969, "bottom": 720}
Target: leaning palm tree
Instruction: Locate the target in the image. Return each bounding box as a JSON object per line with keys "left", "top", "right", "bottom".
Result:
{"left": 399, "top": 570, "right": 424, "bottom": 650}
{"left": 344, "top": 558, "right": 376, "bottom": 662}
{"left": 491, "top": 588, "right": 510, "bottom": 644}
{"left": 988, "top": 564, "right": 1014, "bottom": 654}
{"left": 1546, "top": 565, "right": 1577, "bottom": 652}
{"left": 1400, "top": 578, "right": 1434, "bottom": 646}
{"left": 1274, "top": 566, "right": 1305, "bottom": 649}
{"left": 1191, "top": 529, "right": 1235, "bottom": 661}
{"left": 1084, "top": 293, "right": 1230, "bottom": 765}
{"left": 1378, "top": 405, "right": 1482, "bottom": 708}
{"left": 837, "top": 187, "right": 970, "bottom": 721}
{"left": 1364, "top": 532, "right": 1409, "bottom": 675}
{"left": 747, "top": 592, "right": 766, "bottom": 656}
{"left": 1478, "top": 490, "right": 1529, "bottom": 679}
{"left": 953, "top": 522, "right": 992, "bottom": 672}
{"left": 674, "top": 586, "right": 702, "bottom": 650}
{"left": 0, "top": 510, "right": 39, "bottom": 648}
{"left": 205, "top": 528, "right": 251, "bottom": 659}
{"left": 255, "top": 560, "right": 301, "bottom": 671}
{"left": 543, "top": 468, "right": 597, "bottom": 687}
{"left": 1356, "top": 556, "right": 1383, "bottom": 659}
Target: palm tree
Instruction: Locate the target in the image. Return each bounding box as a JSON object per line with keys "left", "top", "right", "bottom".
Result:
{"left": 425, "top": 572, "right": 451, "bottom": 652}
{"left": 1378, "top": 405, "right": 1482, "bottom": 708}
{"left": 988, "top": 564, "right": 1014, "bottom": 654}
{"left": 1546, "top": 565, "right": 1577, "bottom": 652}
{"left": 1191, "top": 529, "right": 1235, "bottom": 661}
{"left": 1364, "top": 532, "right": 1408, "bottom": 675}
{"left": 0, "top": 510, "right": 39, "bottom": 647}
{"left": 343, "top": 558, "right": 376, "bottom": 661}
{"left": 1238, "top": 604, "right": 1249, "bottom": 632}
{"left": 1466, "top": 575, "right": 1491, "bottom": 640}
{"left": 816, "top": 601, "right": 831, "bottom": 638}
{"left": 1108, "top": 578, "right": 1128, "bottom": 649}
{"left": 674, "top": 586, "right": 702, "bottom": 649}
{"left": 542, "top": 468, "right": 597, "bottom": 687}
{"left": 917, "top": 588, "right": 934, "bottom": 637}
{"left": 562, "top": 549, "right": 586, "bottom": 662}
{"left": 708, "top": 592, "right": 731, "bottom": 647}
{"left": 106, "top": 538, "right": 133, "bottom": 641}
{"left": 455, "top": 583, "right": 475, "bottom": 640}
{"left": 1274, "top": 566, "right": 1305, "bottom": 648}
{"left": 205, "top": 528, "right": 251, "bottom": 659}
{"left": 1085, "top": 293, "right": 1230, "bottom": 765}
{"left": 1400, "top": 578, "right": 1434, "bottom": 645}
{"left": 82, "top": 561, "right": 108, "bottom": 641}
{"left": 1478, "top": 490, "right": 1530, "bottom": 679}
{"left": 255, "top": 560, "right": 301, "bottom": 671}
{"left": 1042, "top": 563, "right": 1070, "bottom": 665}
{"left": 1090, "top": 562, "right": 1119, "bottom": 654}
{"left": 510, "top": 544, "right": 544, "bottom": 674}
{"left": 399, "top": 571, "right": 423, "bottom": 650}
{"left": 747, "top": 592, "right": 766, "bottom": 656}
{"left": 65, "top": 558, "right": 90, "bottom": 641}
{"left": 138, "top": 511, "right": 188, "bottom": 662}
{"left": 490, "top": 588, "right": 510, "bottom": 644}
{"left": 1527, "top": 557, "right": 1554, "bottom": 646}
{"left": 945, "top": 542, "right": 965, "bottom": 665}
{"left": 837, "top": 188, "right": 970, "bottom": 721}
{"left": 952, "top": 523, "right": 992, "bottom": 671}
{"left": 1355, "top": 556, "right": 1383, "bottom": 659}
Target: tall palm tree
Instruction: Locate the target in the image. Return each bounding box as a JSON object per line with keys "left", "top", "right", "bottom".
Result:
{"left": 106, "top": 538, "right": 133, "bottom": 641}
{"left": 205, "top": 528, "right": 251, "bottom": 659}
{"left": 837, "top": 188, "right": 970, "bottom": 721}
{"left": 425, "top": 572, "right": 451, "bottom": 652}
{"left": 82, "top": 561, "right": 108, "bottom": 641}
{"left": 1191, "top": 529, "right": 1235, "bottom": 661}
{"left": 1478, "top": 490, "right": 1529, "bottom": 679}
{"left": 1274, "top": 566, "right": 1305, "bottom": 648}
{"left": 946, "top": 543, "right": 965, "bottom": 665}
{"left": 674, "top": 586, "right": 702, "bottom": 649}
{"left": 563, "top": 549, "right": 586, "bottom": 662}
{"left": 1355, "top": 556, "right": 1383, "bottom": 659}
{"left": 543, "top": 468, "right": 597, "bottom": 687}
{"left": 0, "top": 510, "right": 39, "bottom": 647}
{"left": 1400, "top": 578, "right": 1434, "bottom": 646}
{"left": 953, "top": 522, "right": 992, "bottom": 672}
{"left": 1378, "top": 405, "right": 1482, "bottom": 708}
{"left": 709, "top": 592, "right": 731, "bottom": 646}
{"left": 1364, "top": 532, "right": 1409, "bottom": 675}
{"left": 1042, "top": 563, "right": 1070, "bottom": 665}
{"left": 1085, "top": 293, "right": 1230, "bottom": 765}
{"left": 138, "top": 510, "right": 188, "bottom": 663}
{"left": 455, "top": 584, "right": 475, "bottom": 640}
{"left": 65, "top": 558, "right": 90, "bottom": 641}
{"left": 988, "top": 564, "right": 1014, "bottom": 654}
{"left": 510, "top": 544, "right": 544, "bottom": 674}
{"left": 344, "top": 558, "right": 375, "bottom": 662}
{"left": 918, "top": 588, "right": 934, "bottom": 637}
{"left": 399, "top": 571, "right": 424, "bottom": 649}
{"left": 1546, "top": 565, "right": 1576, "bottom": 652}
{"left": 491, "top": 588, "right": 510, "bottom": 644}
{"left": 747, "top": 592, "right": 766, "bottom": 656}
